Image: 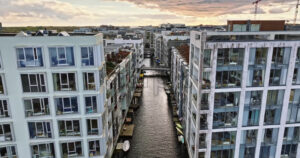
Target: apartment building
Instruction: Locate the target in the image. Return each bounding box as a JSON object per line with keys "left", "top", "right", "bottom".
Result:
{"left": 105, "top": 48, "right": 141, "bottom": 157}
{"left": 186, "top": 31, "right": 300, "bottom": 158}
{"left": 104, "top": 37, "right": 144, "bottom": 69}
{"left": 170, "top": 45, "right": 190, "bottom": 132}
{"left": 155, "top": 31, "right": 189, "bottom": 67}
{"left": 0, "top": 32, "right": 107, "bottom": 158}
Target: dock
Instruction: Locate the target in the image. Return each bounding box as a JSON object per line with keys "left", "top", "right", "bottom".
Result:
{"left": 120, "top": 124, "right": 135, "bottom": 138}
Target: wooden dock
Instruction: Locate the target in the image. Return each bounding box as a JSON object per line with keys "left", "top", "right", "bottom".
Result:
{"left": 120, "top": 124, "right": 135, "bottom": 137}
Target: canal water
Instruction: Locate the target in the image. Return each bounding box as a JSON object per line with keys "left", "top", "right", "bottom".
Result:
{"left": 127, "top": 58, "right": 188, "bottom": 158}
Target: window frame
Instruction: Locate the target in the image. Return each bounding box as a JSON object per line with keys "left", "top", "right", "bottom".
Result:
{"left": 21, "top": 73, "right": 47, "bottom": 93}
{"left": 16, "top": 47, "right": 44, "bottom": 68}
{"left": 81, "top": 46, "right": 94, "bottom": 66}
{"left": 24, "top": 98, "right": 49, "bottom": 117}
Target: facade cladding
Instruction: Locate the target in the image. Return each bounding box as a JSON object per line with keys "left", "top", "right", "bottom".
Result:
{"left": 186, "top": 31, "right": 300, "bottom": 158}
{"left": 0, "top": 33, "right": 107, "bottom": 158}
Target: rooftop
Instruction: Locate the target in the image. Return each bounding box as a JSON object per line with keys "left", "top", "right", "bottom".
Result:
{"left": 106, "top": 50, "right": 131, "bottom": 76}
{"left": 176, "top": 44, "right": 190, "bottom": 63}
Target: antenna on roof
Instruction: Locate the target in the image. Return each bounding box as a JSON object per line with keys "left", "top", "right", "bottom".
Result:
{"left": 253, "top": 0, "right": 262, "bottom": 20}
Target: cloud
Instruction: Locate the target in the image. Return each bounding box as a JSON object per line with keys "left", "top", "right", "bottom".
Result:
{"left": 0, "top": 0, "right": 101, "bottom": 25}
{"left": 107, "top": 0, "right": 295, "bottom": 17}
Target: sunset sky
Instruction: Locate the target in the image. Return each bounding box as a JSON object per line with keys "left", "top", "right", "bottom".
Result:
{"left": 0, "top": 0, "right": 298, "bottom": 26}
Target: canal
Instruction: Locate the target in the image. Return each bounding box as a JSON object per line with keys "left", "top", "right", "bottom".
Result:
{"left": 127, "top": 58, "right": 188, "bottom": 158}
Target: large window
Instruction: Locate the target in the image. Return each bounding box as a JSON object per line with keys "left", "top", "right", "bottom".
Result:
{"left": 49, "top": 47, "right": 74, "bottom": 66}
{"left": 217, "top": 48, "right": 244, "bottom": 67}
{"left": 58, "top": 120, "right": 81, "bottom": 137}
{"left": 260, "top": 128, "right": 279, "bottom": 158}
{"left": 21, "top": 73, "right": 46, "bottom": 92}
{"left": 24, "top": 98, "right": 49, "bottom": 117}
{"left": 55, "top": 97, "right": 78, "bottom": 115}
{"left": 287, "top": 89, "right": 300, "bottom": 123}
{"left": 269, "top": 47, "right": 290, "bottom": 86}
{"left": 203, "top": 49, "right": 212, "bottom": 68}
{"left": 264, "top": 90, "right": 284, "bottom": 125}
{"left": 61, "top": 141, "right": 83, "bottom": 157}
{"left": 0, "top": 146, "right": 17, "bottom": 158}
{"left": 211, "top": 131, "right": 236, "bottom": 158}
{"left": 88, "top": 140, "right": 101, "bottom": 157}
{"left": 239, "top": 130, "right": 257, "bottom": 158}
{"left": 216, "top": 71, "right": 242, "bottom": 88}
{"left": 247, "top": 48, "right": 268, "bottom": 87}
{"left": 85, "top": 96, "right": 98, "bottom": 114}
{"left": 31, "top": 143, "right": 55, "bottom": 158}
{"left": 293, "top": 48, "right": 300, "bottom": 85}
{"left": 81, "top": 47, "right": 94, "bottom": 66}
{"left": 87, "top": 119, "right": 99, "bottom": 135}
{"left": 28, "top": 121, "right": 52, "bottom": 139}
{"left": 16, "top": 47, "right": 43, "bottom": 67}
{"left": 0, "top": 123, "right": 13, "bottom": 142}
{"left": 281, "top": 127, "right": 300, "bottom": 158}
{"left": 53, "top": 73, "right": 76, "bottom": 91}
{"left": 0, "top": 99, "right": 9, "bottom": 118}
{"left": 83, "top": 72, "right": 96, "bottom": 90}
{"left": 199, "top": 133, "right": 206, "bottom": 149}
{"left": 243, "top": 91, "right": 262, "bottom": 126}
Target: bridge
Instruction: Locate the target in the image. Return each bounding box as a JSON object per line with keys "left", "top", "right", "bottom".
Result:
{"left": 141, "top": 67, "right": 170, "bottom": 71}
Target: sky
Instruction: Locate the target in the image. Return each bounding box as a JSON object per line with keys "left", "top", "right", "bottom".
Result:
{"left": 0, "top": 0, "right": 298, "bottom": 26}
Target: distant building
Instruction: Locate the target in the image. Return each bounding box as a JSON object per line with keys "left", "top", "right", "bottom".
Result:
{"left": 227, "top": 20, "right": 286, "bottom": 32}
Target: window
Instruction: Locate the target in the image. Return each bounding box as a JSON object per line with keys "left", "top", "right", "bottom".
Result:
{"left": 89, "top": 140, "right": 101, "bottom": 157}
{"left": 203, "top": 49, "right": 212, "bottom": 68}
{"left": 53, "top": 73, "right": 76, "bottom": 91}
{"left": 213, "top": 112, "right": 238, "bottom": 129}
{"left": 216, "top": 71, "right": 242, "bottom": 88}
{"left": 0, "top": 75, "right": 4, "bottom": 94}
{"left": 199, "top": 133, "right": 206, "bottom": 149}
{"left": 61, "top": 141, "right": 83, "bottom": 157}
{"left": 0, "top": 100, "right": 9, "bottom": 118}
{"left": 55, "top": 97, "right": 78, "bottom": 115}
{"left": 269, "top": 47, "right": 290, "bottom": 86}
{"left": 21, "top": 73, "right": 46, "bottom": 92}
{"left": 200, "top": 114, "right": 208, "bottom": 130}
{"left": 58, "top": 120, "right": 81, "bottom": 137}
{"left": 281, "top": 127, "right": 300, "bottom": 158}
{"left": 243, "top": 91, "right": 262, "bottom": 126}
{"left": 247, "top": 48, "right": 268, "bottom": 87}
{"left": 99, "top": 68, "right": 105, "bottom": 87}
{"left": 87, "top": 119, "right": 99, "bottom": 135}
{"left": 260, "top": 128, "right": 279, "bottom": 158}
{"left": 31, "top": 143, "right": 55, "bottom": 158}
{"left": 83, "top": 72, "right": 96, "bottom": 90}
{"left": 81, "top": 47, "right": 94, "bottom": 66}
{"left": 287, "top": 89, "right": 300, "bottom": 123}
{"left": 233, "top": 24, "right": 247, "bottom": 32}
{"left": 24, "top": 98, "right": 49, "bottom": 117}
{"left": 85, "top": 96, "right": 98, "bottom": 114}
{"left": 250, "top": 24, "right": 260, "bottom": 32}
{"left": 264, "top": 90, "right": 284, "bottom": 125}
{"left": 0, "top": 146, "right": 17, "bottom": 158}
{"left": 200, "top": 93, "right": 209, "bottom": 110}
{"left": 211, "top": 131, "right": 236, "bottom": 158}
{"left": 16, "top": 47, "right": 43, "bottom": 67}
{"left": 28, "top": 121, "right": 52, "bottom": 139}
{"left": 293, "top": 48, "right": 300, "bottom": 85}
{"left": 49, "top": 47, "right": 74, "bottom": 66}
{"left": 0, "top": 123, "right": 13, "bottom": 142}
{"left": 239, "top": 130, "right": 257, "bottom": 158}
{"left": 217, "top": 48, "right": 244, "bottom": 67}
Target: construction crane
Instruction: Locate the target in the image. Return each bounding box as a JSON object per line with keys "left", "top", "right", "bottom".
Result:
{"left": 294, "top": 0, "right": 300, "bottom": 25}
{"left": 253, "top": 0, "right": 262, "bottom": 20}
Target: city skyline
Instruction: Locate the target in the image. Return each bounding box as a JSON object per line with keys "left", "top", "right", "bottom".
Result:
{"left": 0, "top": 0, "right": 299, "bottom": 26}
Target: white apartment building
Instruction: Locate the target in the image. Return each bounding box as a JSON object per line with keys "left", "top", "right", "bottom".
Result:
{"left": 0, "top": 32, "right": 107, "bottom": 158}
{"left": 186, "top": 31, "right": 300, "bottom": 158}
{"left": 104, "top": 37, "right": 144, "bottom": 68}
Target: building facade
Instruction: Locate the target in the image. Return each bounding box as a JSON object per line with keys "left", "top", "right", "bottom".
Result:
{"left": 0, "top": 33, "right": 107, "bottom": 158}
{"left": 186, "top": 31, "right": 300, "bottom": 158}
